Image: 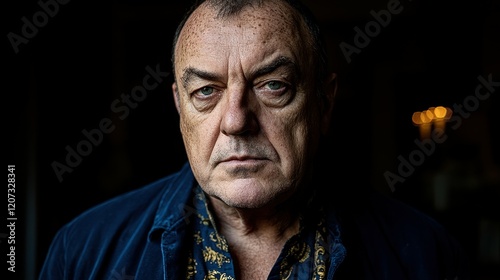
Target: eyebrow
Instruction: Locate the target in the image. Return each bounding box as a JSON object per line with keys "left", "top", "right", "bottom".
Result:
{"left": 180, "top": 56, "right": 296, "bottom": 89}
{"left": 250, "top": 56, "right": 296, "bottom": 78}
{"left": 180, "top": 68, "right": 222, "bottom": 89}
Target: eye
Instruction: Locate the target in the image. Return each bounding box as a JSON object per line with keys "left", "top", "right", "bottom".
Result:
{"left": 254, "top": 79, "right": 293, "bottom": 107}
{"left": 189, "top": 85, "right": 222, "bottom": 112}
{"left": 199, "top": 86, "right": 214, "bottom": 96}
{"left": 265, "top": 81, "right": 285, "bottom": 90}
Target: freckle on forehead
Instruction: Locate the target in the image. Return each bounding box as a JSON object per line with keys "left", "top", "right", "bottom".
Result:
{"left": 177, "top": 7, "right": 215, "bottom": 63}
{"left": 176, "top": 0, "right": 310, "bottom": 65}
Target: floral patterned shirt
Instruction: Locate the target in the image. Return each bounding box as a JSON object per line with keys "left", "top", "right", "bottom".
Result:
{"left": 186, "top": 186, "right": 330, "bottom": 280}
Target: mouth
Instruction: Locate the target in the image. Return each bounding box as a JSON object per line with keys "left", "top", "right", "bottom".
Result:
{"left": 217, "top": 156, "right": 269, "bottom": 176}
{"left": 220, "top": 155, "right": 267, "bottom": 164}
{"left": 216, "top": 154, "right": 271, "bottom": 169}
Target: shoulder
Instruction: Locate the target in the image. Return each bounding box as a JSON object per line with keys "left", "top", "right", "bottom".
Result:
{"left": 62, "top": 162, "right": 194, "bottom": 237}
{"left": 365, "top": 190, "right": 448, "bottom": 237}
{"left": 365, "top": 190, "right": 465, "bottom": 258}
{"left": 334, "top": 189, "right": 453, "bottom": 240}
{"left": 334, "top": 190, "right": 470, "bottom": 279}
{"left": 39, "top": 162, "right": 196, "bottom": 279}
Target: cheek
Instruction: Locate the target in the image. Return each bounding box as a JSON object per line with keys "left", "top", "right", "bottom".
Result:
{"left": 287, "top": 123, "right": 310, "bottom": 165}
{"left": 264, "top": 109, "right": 311, "bottom": 169}
{"left": 179, "top": 112, "right": 205, "bottom": 162}
{"left": 179, "top": 109, "right": 219, "bottom": 166}
{"left": 270, "top": 95, "right": 322, "bottom": 169}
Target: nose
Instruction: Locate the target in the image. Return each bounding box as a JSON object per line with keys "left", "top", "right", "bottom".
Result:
{"left": 220, "top": 85, "right": 259, "bottom": 136}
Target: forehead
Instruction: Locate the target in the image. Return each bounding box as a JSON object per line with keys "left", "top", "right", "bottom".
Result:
{"left": 174, "top": 1, "right": 309, "bottom": 72}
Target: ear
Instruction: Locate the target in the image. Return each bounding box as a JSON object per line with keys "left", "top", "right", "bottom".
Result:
{"left": 172, "top": 82, "right": 180, "bottom": 114}
{"left": 320, "top": 72, "right": 337, "bottom": 135}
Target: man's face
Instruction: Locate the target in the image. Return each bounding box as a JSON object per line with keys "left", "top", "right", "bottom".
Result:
{"left": 173, "top": 1, "right": 328, "bottom": 208}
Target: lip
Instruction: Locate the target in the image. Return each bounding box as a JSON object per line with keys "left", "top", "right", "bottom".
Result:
{"left": 218, "top": 155, "right": 267, "bottom": 164}
{"left": 220, "top": 156, "right": 264, "bottom": 163}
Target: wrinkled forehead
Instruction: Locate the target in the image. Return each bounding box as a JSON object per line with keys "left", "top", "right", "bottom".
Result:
{"left": 174, "top": 0, "right": 310, "bottom": 69}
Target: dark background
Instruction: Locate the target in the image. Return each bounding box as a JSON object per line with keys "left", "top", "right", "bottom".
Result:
{"left": 4, "top": 0, "right": 499, "bottom": 279}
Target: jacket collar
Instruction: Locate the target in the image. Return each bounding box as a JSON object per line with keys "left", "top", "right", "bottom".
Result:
{"left": 148, "top": 162, "right": 197, "bottom": 241}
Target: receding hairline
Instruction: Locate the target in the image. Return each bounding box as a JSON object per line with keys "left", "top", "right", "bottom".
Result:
{"left": 171, "top": 0, "right": 321, "bottom": 71}
{"left": 173, "top": 0, "right": 312, "bottom": 55}
{"left": 206, "top": 0, "right": 266, "bottom": 17}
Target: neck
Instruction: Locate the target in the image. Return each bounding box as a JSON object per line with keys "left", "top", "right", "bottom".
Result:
{"left": 206, "top": 181, "right": 318, "bottom": 243}
{"left": 209, "top": 196, "right": 299, "bottom": 240}
{"left": 205, "top": 185, "right": 317, "bottom": 280}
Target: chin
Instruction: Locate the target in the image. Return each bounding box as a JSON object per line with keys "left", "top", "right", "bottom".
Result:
{"left": 209, "top": 179, "right": 285, "bottom": 209}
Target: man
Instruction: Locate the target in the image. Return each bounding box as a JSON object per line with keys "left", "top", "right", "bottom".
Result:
{"left": 39, "top": 0, "right": 470, "bottom": 279}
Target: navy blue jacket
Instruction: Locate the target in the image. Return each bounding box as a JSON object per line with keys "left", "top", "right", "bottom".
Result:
{"left": 38, "top": 162, "right": 470, "bottom": 279}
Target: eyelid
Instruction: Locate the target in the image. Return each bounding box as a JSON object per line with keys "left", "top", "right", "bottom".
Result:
{"left": 255, "top": 78, "right": 291, "bottom": 89}
{"left": 190, "top": 85, "right": 224, "bottom": 103}
{"left": 253, "top": 80, "right": 294, "bottom": 107}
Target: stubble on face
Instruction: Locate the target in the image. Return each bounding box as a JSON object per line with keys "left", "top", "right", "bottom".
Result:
{"left": 173, "top": 1, "right": 321, "bottom": 209}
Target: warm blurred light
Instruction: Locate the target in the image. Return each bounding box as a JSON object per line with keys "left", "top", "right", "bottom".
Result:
{"left": 426, "top": 107, "right": 435, "bottom": 120}
{"left": 412, "top": 105, "right": 453, "bottom": 139}
{"left": 412, "top": 112, "right": 422, "bottom": 125}
{"left": 444, "top": 107, "right": 453, "bottom": 119}
{"left": 420, "top": 111, "right": 432, "bottom": 124}
{"left": 419, "top": 123, "right": 432, "bottom": 140}
{"left": 433, "top": 106, "right": 447, "bottom": 119}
